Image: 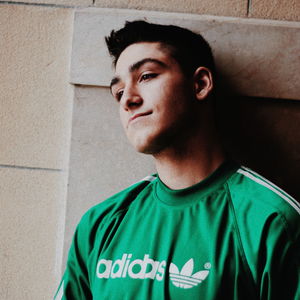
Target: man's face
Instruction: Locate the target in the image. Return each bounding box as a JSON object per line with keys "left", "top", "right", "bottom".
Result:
{"left": 110, "top": 42, "right": 197, "bottom": 154}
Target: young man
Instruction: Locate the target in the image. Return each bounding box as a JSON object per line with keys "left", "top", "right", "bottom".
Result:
{"left": 55, "top": 21, "right": 300, "bottom": 299}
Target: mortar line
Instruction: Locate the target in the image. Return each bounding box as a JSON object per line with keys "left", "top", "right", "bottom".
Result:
{"left": 0, "top": 1, "right": 85, "bottom": 8}
{"left": 247, "top": 0, "right": 252, "bottom": 16}
{"left": 0, "top": 164, "right": 63, "bottom": 172}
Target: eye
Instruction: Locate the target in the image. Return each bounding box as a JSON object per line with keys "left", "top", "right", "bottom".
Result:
{"left": 114, "top": 90, "right": 124, "bottom": 102}
{"left": 140, "top": 73, "right": 158, "bottom": 82}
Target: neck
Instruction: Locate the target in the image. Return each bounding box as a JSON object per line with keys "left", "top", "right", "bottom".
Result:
{"left": 153, "top": 122, "right": 226, "bottom": 190}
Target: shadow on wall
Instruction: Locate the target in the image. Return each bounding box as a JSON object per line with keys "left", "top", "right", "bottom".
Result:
{"left": 216, "top": 76, "right": 300, "bottom": 201}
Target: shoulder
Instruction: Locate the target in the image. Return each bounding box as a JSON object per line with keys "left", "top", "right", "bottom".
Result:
{"left": 75, "top": 175, "right": 157, "bottom": 238}
{"left": 226, "top": 165, "right": 300, "bottom": 266}
{"left": 226, "top": 165, "right": 300, "bottom": 233}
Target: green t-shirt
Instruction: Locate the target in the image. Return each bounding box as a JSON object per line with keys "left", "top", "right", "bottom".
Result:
{"left": 55, "top": 161, "right": 300, "bottom": 299}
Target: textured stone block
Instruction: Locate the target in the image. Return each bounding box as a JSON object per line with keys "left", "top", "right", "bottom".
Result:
{"left": 94, "top": 0, "right": 247, "bottom": 17}
{"left": 250, "top": 0, "right": 300, "bottom": 21}
{"left": 0, "top": 167, "right": 67, "bottom": 299}
{"left": 0, "top": 5, "right": 74, "bottom": 169}
{"left": 63, "top": 86, "right": 155, "bottom": 261}
{"left": 2, "top": 0, "right": 92, "bottom": 5}
{"left": 71, "top": 8, "right": 300, "bottom": 100}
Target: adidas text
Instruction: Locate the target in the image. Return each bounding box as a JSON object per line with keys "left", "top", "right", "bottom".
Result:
{"left": 96, "top": 253, "right": 166, "bottom": 281}
{"left": 96, "top": 254, "right": 210, "bottom": 289}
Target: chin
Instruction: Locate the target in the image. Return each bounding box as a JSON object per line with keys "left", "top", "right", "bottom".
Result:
{"left": 127, "top": 134, "right": 155, "bottom": 154}
{"left": 127, "top": 126, "right": 176, "bottom": 155}
{"left": 130, "top": 134, "right": 168, "bottom": 155}
{"left": 132, "top": 142, "right": 160, "bottom": 155}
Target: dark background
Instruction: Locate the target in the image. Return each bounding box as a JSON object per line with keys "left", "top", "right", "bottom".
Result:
{"left": 217, "top": 93, "right": 300, "bottom": 201}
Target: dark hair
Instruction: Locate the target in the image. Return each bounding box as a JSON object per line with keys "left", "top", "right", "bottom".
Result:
{"left": 105, "top": 20, "right": 216, "bottom": 77}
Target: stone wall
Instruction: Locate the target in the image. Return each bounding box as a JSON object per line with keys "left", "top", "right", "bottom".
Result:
{"left": 0, "top": 4, "right": 74, "bottom": 299}
{"left": 3, "top": 0, "right": 299, "bottom": 20}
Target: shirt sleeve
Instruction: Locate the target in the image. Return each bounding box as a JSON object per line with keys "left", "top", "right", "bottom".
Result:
{"left": 258, "top": 214, "right": 300, "bottom": 300}
{"left": 54, "top": 214, "right": 93, "bottom": 300}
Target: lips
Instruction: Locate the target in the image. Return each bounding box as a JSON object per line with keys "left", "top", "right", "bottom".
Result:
{"left": 129, "top": 111, "right": 152, "bottom": 124}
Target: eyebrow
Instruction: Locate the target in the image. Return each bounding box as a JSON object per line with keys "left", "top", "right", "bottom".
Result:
{"left": 110, "top": 58, "right": 168, "bottom": 91}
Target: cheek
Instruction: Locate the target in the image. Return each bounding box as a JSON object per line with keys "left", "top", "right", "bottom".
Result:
{"left": 158, "top": 84, "right": 189, "bottom": 114}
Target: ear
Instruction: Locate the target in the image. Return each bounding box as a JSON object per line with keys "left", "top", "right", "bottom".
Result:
{"left": 193, "top": 67, "right": 213, "bottom": 101}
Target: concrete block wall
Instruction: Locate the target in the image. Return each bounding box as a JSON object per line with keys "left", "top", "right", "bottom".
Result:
{"left": 0, "top": 4, "right": 74, "bottom": 299}
{"left": 1, "top": 1, "right": 299, "bottom": 299}
{"left": 1, "top": 0, "right": 299, "bottom": 20}
{"left": 249, "top": 0, "right": 300, "bottom": 21}
{"left": 95, "top": 0, "right": 248, "bottom": 17}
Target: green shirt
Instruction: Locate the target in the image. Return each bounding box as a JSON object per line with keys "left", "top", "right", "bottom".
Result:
{"left": 55, "top": 161, "right": 300, "bottom": 299}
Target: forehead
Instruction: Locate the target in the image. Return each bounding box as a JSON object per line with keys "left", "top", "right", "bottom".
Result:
{"left": 115, "top": 42, "right": 173, "bottom": 74}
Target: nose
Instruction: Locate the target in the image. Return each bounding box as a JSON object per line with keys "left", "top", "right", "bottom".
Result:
{"left": 120, "top": 84, "right": 143, "bottom": 111}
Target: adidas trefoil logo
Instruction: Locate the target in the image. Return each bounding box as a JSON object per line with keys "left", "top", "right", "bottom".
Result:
{"left": 169, "top": 259, "right": 210, "bottom": 289}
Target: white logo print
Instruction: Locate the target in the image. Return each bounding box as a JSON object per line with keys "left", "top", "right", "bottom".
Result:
{"left": 96, "top": 254, "right": 166, "bottom": 281}
{"left": 169, "top": 259, "right": 210, "bottom": 289}
{"left": 96, "top": 254, "right": 210, "bottom": 290}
